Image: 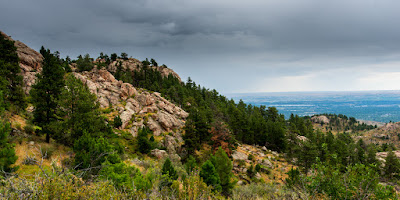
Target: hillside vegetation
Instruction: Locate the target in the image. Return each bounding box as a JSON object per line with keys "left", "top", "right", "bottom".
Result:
{"left": 0, "top": 31, "right": 399, "bottom": 199}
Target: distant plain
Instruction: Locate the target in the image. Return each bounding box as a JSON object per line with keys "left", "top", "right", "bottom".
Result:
{"left": 227, "top": 90, "right": 400, "bottom": 123}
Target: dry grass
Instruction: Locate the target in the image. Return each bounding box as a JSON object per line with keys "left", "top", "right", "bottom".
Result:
{"left": 14, "top": 141, "right": 72, "bottom": 171}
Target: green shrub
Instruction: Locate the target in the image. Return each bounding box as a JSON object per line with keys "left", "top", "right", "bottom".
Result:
{"left": 113, "top": 115, "right": 122, "bottom": 128}
{"left": 293, "top": 162, "right": 397, "bottom": 200}
{"left": 248, "top": 154, "right": 254, "bottom": 161}
{"left": 73, "top": 131, "right": 121, "bottom": 176}
{"left": 255, "top": 164, "right": 261, "bottom": 172}
{"left": 100, "top": 162, "right": 152, "bottom": 192}
{"left": 23, "top": 124, "right": 35, "bottom": 134}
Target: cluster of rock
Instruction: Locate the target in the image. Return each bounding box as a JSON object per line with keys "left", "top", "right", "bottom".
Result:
{"left": 73, "top": 68, "right": 188, "bottom": 137}
{"left": 232, "top": 144, "right": 279, "bottom": 183}
{"left": 311, "top": 115, "right": 330, "bottom": 124}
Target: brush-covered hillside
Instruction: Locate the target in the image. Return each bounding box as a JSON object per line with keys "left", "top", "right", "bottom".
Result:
{"left": 0, "top": 31, "right": 399, "bottom": 199}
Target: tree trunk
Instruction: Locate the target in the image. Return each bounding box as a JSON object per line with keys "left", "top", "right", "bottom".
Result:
{"left": 46, "top": 132, "right": 50, "bottom": 143}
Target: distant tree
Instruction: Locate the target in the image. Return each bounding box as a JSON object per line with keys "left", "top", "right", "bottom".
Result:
{"left": 114, "top": 61, "right": 123, "bottom": 80}
{"left": 30, "top": 47, "right": 65, "bottom": 143}
{"left": 265, "top": 120, "right": 286, "bottom": 152}
{"left": 0, "top": 33, "right": 26, "bottom": 109}
{"left": 162, "top": 158, "right": 178, "bottom": 180}
{"left": 76, "top": 54, "right": 94, "bottom": 72}
{"left": 200, "top": 160, "right": 221, "bottom": 192}
{"left": 110, "top": 53, "right": 118, "bottom": 61}
{"left": 120, "top": 52, "right": 128, "bottom": 60}
{"left": 142, "top": 58, "right": 151, "bottom": 66}
{"left": 0, "top": 121, "right": 18, "bottom": 173}
{"left": 150, "top": 58, "right": 158, "bottom": 66}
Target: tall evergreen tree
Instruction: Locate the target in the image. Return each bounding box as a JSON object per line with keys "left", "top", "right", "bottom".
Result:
{"left": 30, "top": 47, "right": 65, "bottom": 143}
{"left": 200, "top": 160, "right": 221, "bottom": 191}
{"left": 265, "top": 120, "right": 286, "bottom": 152}
{"left": 54, "top": 74, "right": 110, "bottom": 145}
{"left": 137, "top": 127, "right": 152, "bottom": 154}
{"left": 162, "top": 158, "right": 178, "bottom": 180}
{"left": 211, "top": 147, "right": 234, "bottom": 196}
{"left": 0, "top": 33, "right": 26, "bottom": 109}
{"left": 384, "top": 149, "right": 400, "bottom": 180}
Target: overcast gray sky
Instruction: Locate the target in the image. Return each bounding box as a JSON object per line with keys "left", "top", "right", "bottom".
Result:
{"left": 2, "top": 0, "right": 400, "bottom": 94}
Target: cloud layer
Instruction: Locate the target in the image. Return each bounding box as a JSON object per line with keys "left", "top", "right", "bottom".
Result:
{"left": 2, "top": 0, "right": 400, "bottom": 93}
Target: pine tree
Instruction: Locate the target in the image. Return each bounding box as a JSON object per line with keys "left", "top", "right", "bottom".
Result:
{"left": 211, "top": 147, "right": 234, "bottom": 196}
{"left": 162, "top": 158, "right": 178, "bottom": 180}
{"left": 76, "top": 54, "right": 94, "bottom": 72}
{"left": 185, "top": 155, "right": 197, "bottom": 173}
{"left": 366, "top": 144, "right": 380, "bottom": 171}
{"left": 265, "top": 120, "right": 286, "bottom": 152}
{"left": 114, "top": 61, "right": 123, "bottom": 80}
{"left": 0, "top": 33, "right": 26, "bottom": 109}
{"left": 30, "top": 47, "right": 65, "bottom": 143}
{"left": 137, "top": 127, "right": 152, "bottom": 154}
{"left": 54, "top": 74, "right": 110, "bottom": 145}
{"left": 0, "top": 121, "right": 18, "bottom": 173}
{"left": 384, "top": 149, "right": 400, "bottom": 180}
{"left": 200, "top": 160, "right": 221, "bottom": 191}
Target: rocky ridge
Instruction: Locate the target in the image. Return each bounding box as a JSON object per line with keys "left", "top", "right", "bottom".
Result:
{"left": 2, "top": 31, "right": 188, "bottom": 157}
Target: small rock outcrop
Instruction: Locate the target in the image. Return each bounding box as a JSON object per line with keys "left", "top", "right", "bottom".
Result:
{"left": 311, "top": 115, "right": 330, "bottom": 124}
{"left": 107, "top": 58, "right": 182, "bottom": 82}
{"left": 232, "top": 151, "right": 248, "bottom": 161}
{"left": 151, "top": 149, "right": 168, "bottom": 159}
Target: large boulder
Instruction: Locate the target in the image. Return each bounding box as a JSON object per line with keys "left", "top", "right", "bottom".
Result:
{"left": 311, "top": 115, "right": 330, "bottom": 124}
{"left": 151, "top": 149, "right": 168, "bottom": 159}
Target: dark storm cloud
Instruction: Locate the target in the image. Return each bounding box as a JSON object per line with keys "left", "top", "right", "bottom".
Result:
{"left": 2, "top": 0, "right": 400, "bottom": 92}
